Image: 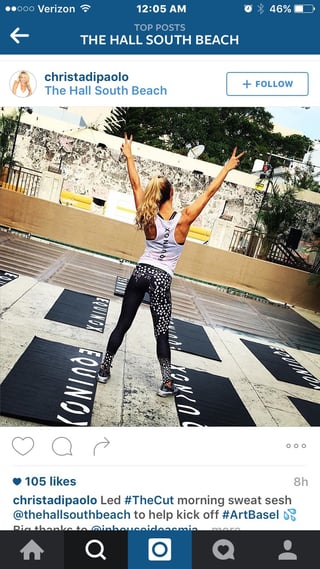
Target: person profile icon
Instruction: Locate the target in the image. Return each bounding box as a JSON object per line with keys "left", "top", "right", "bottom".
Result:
{"left": 278, "top": 539, "right": 298, "bottom": 560}
{"left": 10, "top": 70, "right": 36, "bottom": 97}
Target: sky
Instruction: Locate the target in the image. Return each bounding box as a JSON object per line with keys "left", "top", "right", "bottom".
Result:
{"left": 266, "top": 107, "right": 320, "bottom": 140}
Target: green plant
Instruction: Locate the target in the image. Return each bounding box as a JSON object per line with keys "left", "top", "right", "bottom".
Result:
{"left": 257, "top": 181, "right": 304, "bottom": 258}
{"left": 307, "top": 240, "right": 320, "bottom": 287}
{"left": 0, "top": 111, "right": 17, "bottom": 173}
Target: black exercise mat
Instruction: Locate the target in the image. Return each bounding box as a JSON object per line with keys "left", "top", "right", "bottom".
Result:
{"left": 114, "top": 276, "right": 150, "bottom": 304}
{"left": 241, "top": 339, "right": 320, "bottom": 390}
{"left": 45, "top": 289, "right": 109, "bottom": 333}
{"left": 0, "top": 270, "right": 19, "bottom": 287}
{"left": 289, "top": 397, "right": 320, "bottom": 426}
{"left": 0, "top": 337, "right": 102, "bottom": 426}
{"left": 247, "top": 300, "right": 320, "bottom": 353}
{"left": 172, "top": 366, "right": 256, "bottom": 426}
{"left": 169, "top": 318, "right": 221, "bottom": 361}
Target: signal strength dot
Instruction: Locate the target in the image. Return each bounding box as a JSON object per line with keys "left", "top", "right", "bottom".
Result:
{"left": 80, "top": 4, "right": 91, "bottom": 12}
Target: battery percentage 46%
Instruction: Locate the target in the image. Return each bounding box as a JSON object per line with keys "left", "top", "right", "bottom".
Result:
{"left": 270, "top": 4, "right": 292, "bottom": 12}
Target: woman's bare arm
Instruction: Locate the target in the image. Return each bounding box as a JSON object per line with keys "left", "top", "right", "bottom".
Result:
{"left": 181, "top": 147, "right": 245, "bottom": 226}
{"left": 121, "top": 134, "right": 144, "bottom": 209}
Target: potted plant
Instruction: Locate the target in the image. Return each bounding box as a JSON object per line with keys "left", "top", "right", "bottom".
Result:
{"left": 256, "top": 182, "right": 304, "bottom": 259}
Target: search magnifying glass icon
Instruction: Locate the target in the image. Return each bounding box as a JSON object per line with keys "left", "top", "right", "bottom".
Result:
{"left": 85, "top": 539, "right": 107, "bottom": 561}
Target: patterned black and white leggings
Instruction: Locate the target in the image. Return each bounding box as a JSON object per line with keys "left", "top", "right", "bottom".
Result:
{"left": 103, "top": 263, "right": 172, "bottom": 382}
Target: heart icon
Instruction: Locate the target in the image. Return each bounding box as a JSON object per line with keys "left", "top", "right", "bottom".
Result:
{"left": 13, "top": 478, "right": 22, "bottom": 485}
{"left": 218, "top": 546, "right": 229, "bottom": 555}
{"left": 12, "top": 437, "right": 34, "bottom": 455}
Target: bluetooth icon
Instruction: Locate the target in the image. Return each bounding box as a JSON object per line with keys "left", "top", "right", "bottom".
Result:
{"left": 257, "top": 3, "right": 264, "bottom": 14}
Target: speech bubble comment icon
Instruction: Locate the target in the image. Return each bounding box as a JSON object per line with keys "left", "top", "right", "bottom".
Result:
{"left": 52, "top": 437, "right": 73, "bottom": 456}
{"left": 212, "top": 539, "right": 235, "bottom": 560}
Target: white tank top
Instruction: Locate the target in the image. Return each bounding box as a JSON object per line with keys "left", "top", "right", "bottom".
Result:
{"left": 138, "top": 212, "right": 183, "bottom": 277}
{"left": 15, "top": 83, "right": 30, "bottom": 97}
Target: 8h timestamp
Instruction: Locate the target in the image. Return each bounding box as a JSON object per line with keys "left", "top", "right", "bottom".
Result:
{"left": 137, "top": 4, "right": 187, "bottom": 13}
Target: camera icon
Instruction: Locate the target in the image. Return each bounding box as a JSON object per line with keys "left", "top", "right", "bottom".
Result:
{"left": 244, "top": 4, "right": 253, "bottom": 12}
{"left": 148, "top": 538, "right": 172, "bottom": 562}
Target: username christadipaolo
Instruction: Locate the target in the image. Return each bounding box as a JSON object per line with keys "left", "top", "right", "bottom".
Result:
{"left": 44, "top": 72, "right": 129, "bottom": 83}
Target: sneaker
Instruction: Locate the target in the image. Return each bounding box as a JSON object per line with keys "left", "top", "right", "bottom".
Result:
{"left": 157, "top": 381, "right": 179, "bottom": 397}
{"left": 97, "top": 364, "right": 111, "bottom": 384}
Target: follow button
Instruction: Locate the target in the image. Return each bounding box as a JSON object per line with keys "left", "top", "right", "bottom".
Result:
{"left": 226, "top": 72, "right": 309, "bottom": 96}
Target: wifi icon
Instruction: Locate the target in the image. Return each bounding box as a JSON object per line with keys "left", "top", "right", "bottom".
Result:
{"left": 80, "top": 4, "right": 91, "bottom": 12}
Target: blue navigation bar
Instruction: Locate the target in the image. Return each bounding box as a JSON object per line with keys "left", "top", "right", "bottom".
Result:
{"left": 0, "top": 1, "right": 319, "bottom": 54}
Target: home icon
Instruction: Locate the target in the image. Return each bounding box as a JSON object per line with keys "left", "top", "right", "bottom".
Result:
{"left": 20, "top": 539, "right": 44, "bottom": 561}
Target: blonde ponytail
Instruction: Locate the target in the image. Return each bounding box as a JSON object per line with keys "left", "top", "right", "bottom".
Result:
{"left": 135, "top": 176, "right": 172, "bottom": 230}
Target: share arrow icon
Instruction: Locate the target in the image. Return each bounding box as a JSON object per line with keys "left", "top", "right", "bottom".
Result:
{"left": 10, "top": 27, "right": 30, "bottom": 44}
{"left": 93, "top": 437, "right": 110, "bottom": 456}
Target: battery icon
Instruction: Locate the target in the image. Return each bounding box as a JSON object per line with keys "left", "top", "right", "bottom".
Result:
{"left": 294, "top": 4, "right": 316, "bottom": 12}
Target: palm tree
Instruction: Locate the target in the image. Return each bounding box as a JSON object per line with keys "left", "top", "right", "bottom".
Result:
{"left": 257, "top": 181, "right": 303, "bottom": 259}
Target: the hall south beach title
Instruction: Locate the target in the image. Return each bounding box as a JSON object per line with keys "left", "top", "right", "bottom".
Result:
{"left": 80, "top": 32, "right": 240, "bottom": 47}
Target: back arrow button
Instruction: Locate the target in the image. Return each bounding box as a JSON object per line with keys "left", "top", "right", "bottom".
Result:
{"left": 10, "top": 27, "right": 30, "bottom": 44}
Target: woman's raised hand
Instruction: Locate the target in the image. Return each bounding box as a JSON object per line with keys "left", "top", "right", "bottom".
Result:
{"left": 226, "top": 147, "right": 246, "bottom": 171}
{"left": 121, "top": 133, "right": 133, "bottom": 159}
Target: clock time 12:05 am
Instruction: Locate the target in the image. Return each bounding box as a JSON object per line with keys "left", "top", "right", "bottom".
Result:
{"left": 136, "top": 4, "right": 187, "bottom": 13}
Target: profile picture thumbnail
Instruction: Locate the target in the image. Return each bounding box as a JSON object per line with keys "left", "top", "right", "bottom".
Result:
{"left": 10, "top": 70, "right": 36, "bottom": 97}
